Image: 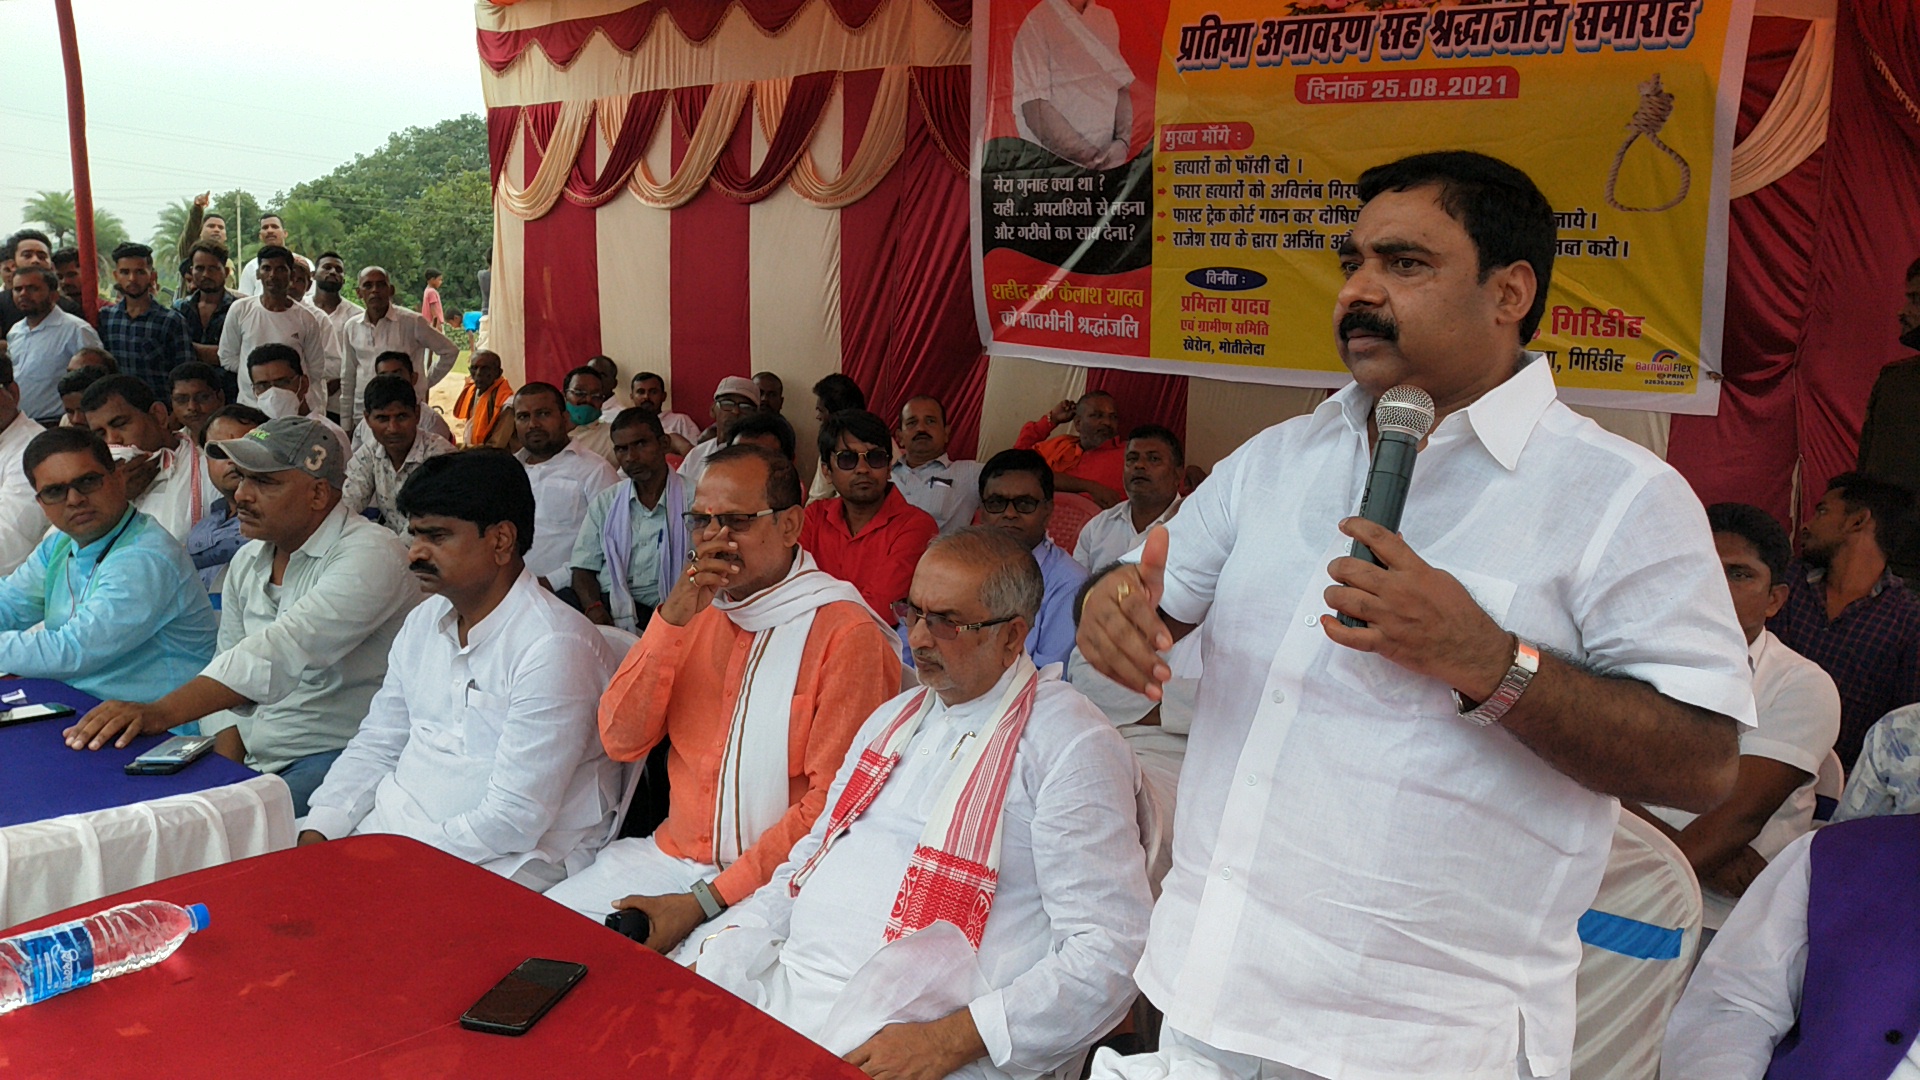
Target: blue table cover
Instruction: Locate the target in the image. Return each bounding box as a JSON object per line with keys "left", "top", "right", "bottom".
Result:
{"left": 0, "top": 679, "right": 259, "bottom": 828}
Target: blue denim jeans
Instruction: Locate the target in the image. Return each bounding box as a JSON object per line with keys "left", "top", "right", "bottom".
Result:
{"left": 277, "top": 749, "right": 344, "bottom": 818}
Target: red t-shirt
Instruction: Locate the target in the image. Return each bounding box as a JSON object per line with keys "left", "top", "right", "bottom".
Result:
{"left": 800, "top": 486, "right": 939, "bottom": 616}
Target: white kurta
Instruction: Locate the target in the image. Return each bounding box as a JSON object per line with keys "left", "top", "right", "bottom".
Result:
{"left": 701, "top": 664, "right": 1152, "bottom": 1079}
{"left": 303, "top": 571, "right": 625, "bottom": 886}
{"left": 1137, "top": 358, "right": 1755, "bottom": 1080}
{"left": 1010, "top": 0, "right": 1133, "bottom": 153}
{"left": 517, "top": 444, "right": 621, "bottom": 589}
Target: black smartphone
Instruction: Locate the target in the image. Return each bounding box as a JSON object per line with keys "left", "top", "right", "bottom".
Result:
{"left": 459, "top": 958, "right": 587, "bottom": 1036}
{"left": 604, "top": 908, "right": 650, "bottom": 942}
{"left": 0, "top": 702, "right": 77, "bottom": 727}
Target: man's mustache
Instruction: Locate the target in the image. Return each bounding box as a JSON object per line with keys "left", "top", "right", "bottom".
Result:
{"left": 409, "top": 560, "right": 438, "bottom": 576}
{"left": 1339, "top": 310, "right": 1398, "bottom": 341}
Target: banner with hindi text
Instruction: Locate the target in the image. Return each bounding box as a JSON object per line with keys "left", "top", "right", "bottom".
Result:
{"left": 969, "top": 0, "right": 1754, "bottom": 413}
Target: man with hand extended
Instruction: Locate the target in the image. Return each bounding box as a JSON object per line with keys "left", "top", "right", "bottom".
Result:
{"left": 1084, "top": 151, "right": 1753, "bottom": 1080}
{"left": 65, "top": 416, "right": 419, "bottom": 818}
{"left": 0, "top": 426, "right": 215, "bottom": 707}
{"left": 299, "top": 450, "right": 625, "bottom": 890}
{"left": 544, "top": 445, "right": 901, "bottom": 961}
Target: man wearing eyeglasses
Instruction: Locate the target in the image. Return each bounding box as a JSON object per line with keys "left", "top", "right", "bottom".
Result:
{"left": 676, "top": 376, "right": 761, "bottom": 492}
{"left": 978, "top": 449, "right": 1087, "bottom": 669}
{"left": 545, "top": 445, "right": 902, "bottom": 962}
{"left": 800, "top": 409, "right": 939, "bottom": 619}
{"left": 696, "top": 527, "right": 1151, "bottom": 1079}
{"left": 0, "top": 426, "right": 215, "bottom": 709}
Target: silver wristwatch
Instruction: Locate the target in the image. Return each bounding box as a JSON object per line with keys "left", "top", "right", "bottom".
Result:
{"left": 1453, "top": 636, "right": 1540, "bottom": 727}
{"left": 690, "top": 878, "right": 728, "bottom": 920}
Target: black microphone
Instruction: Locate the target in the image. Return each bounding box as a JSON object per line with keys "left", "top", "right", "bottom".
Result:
{"left": 1338, "top": 384, "right": 1435, "bottom": 629}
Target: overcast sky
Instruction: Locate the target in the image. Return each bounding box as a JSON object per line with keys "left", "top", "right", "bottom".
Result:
{"left": 2, "top": 0, "right": 485, "bottom": 245}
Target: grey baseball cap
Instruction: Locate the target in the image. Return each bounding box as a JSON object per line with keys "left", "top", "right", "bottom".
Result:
{"left": 208, "top": 416, "right": 347, "bottom": 488}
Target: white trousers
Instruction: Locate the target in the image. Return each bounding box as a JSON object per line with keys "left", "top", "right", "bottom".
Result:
{"left": 542, "top": 835, "right": 730, "bottom": 965}
{"left": 1091, "top": 1025, "right": 1567, "bottom": 1080}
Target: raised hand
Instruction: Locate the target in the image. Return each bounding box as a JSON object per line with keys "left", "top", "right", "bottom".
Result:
{"left": 1075, "top": 525, "right": 1175, "bottom": 698}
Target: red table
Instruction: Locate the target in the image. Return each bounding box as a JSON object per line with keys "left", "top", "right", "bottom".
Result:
{"left": 0, "top": 836, "right": 866, "bottom": 1079}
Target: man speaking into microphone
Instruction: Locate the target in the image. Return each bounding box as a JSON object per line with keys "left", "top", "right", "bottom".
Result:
{"left": 1081, "top": 151, "right": 1755, "bottom": 1080}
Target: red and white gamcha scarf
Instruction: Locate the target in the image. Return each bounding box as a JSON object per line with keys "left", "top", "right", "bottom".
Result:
{"left": 789, "top": 655, "right": 1041, "bottom": 949}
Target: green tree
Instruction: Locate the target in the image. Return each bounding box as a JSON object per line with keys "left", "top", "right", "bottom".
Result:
{"left": 273, "top": 198, "right": 347, "bottom": 260}
{"left": 150, "top": 196, "right": 196, "bottom": 256}
{"left": 21, "top": 190, "right": 77, "bottom": 246}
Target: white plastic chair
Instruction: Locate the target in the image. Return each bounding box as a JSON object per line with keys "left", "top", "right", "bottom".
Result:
{"left": 1570, "top": 811, "right": 1703, "bottom": 1080}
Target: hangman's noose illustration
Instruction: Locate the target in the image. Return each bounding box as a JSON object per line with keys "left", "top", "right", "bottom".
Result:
{"left": 1604, "top": 74, "right": 1691, "bottom": 213}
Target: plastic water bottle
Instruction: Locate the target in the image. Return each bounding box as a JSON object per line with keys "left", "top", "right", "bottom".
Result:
{"left": 0, "top": 900, "right": 209, "bottom": 1014}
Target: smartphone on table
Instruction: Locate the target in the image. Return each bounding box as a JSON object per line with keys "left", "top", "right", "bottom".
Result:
{"left": 0, "top": 702, "right": 76, "bottom": 727}
{"left": 459, "top": 958, "right": 587, "bottom": 1036}
{"left": 124, "top": 735, "right": 217, "bottom": 775}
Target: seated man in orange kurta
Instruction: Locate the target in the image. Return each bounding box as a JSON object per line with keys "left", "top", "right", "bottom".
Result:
{"left": 1014, "top": 390, "right": 1124, "bottom": 508}
{"left": 545, "top": 445, "right": 902, "bottom": 962}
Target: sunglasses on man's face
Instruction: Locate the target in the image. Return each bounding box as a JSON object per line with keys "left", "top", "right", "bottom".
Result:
{"left": 833, "top": 448, "right": 891, "bottom": 472}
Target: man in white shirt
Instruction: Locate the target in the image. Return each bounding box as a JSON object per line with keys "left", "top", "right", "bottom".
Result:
{"left": 243, "top": 344, "right": 351, "bottom": 452}
{"left": 1660, "top": 815, "right": 1920, "bottom": 1079}
{"left": 697, "top": 527, "right": 1151, "bottom": 1079}
{"left": 8, "top": 267, "right": 102, "bottom": 424}
{"left": 0, "top": 353, "right": 50, "bottom": 574}
{"left": 342, "top": 375, "right": 455, "bottom": 534}
{"left": 300, "top": 449, "right": 625, "bottom": 890}
{"left": 1073, "top": 424, "right": 1184, "bottom": 572}
{"left": 234, "top": 214, "right": 297, "bottom": 297}
{"left": 350, "top": 351, "right": 455, "bottom": 449}
{"left": 337, "top": 266, "right": 458, "bottom": 434}
{"left": 1068, "top": 423, "right": 1195, "bottom": 878}
{"left": 81, "top": 374, "right": 217, "bottom": 543}
{"left": 893, "top": 395, "right": 982, "bottom": 535}
{"left": 1011, "top": 0, "right": 1135, "bottom": 171}
{"left": 1633, "top": 502, "right": 1841, "bottom": 930}
{"left": 217, "top": 245, "right": 336, "bottom": 416}
{"left": 308, "top": 252, "right": 360, "bottom": 418}
{"left": 512, "top": 382, "right": 619, "bottom": 592}
{"left": 67, "top": 416, "right": 421, "bottom": 817}
{"left": 677, "top": 376, "right": 761, "bottom": 492}
{"left": 629, "top": 370, "right": 701, "bottom": 453}
{"left": 1081, "top": 152, "right": 1753, "bottom": 1080}
{"left": 562, "top": 365, "right": 618, "bottom": 467}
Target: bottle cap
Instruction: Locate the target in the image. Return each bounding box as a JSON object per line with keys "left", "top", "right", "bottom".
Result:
{"left": 186, "top": 903, "right": 210, "bottom": 932}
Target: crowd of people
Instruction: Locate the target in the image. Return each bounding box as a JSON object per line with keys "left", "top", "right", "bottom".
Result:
{"left": 4, "top": 149, "right": 1920, "bottom": 1079}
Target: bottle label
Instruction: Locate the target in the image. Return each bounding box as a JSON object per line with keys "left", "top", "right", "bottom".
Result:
{"left": 15, "top": 921, "right": 95, "bottom": 1003}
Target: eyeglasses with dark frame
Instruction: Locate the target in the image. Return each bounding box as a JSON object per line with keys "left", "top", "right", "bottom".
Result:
{"left": 980, "top": 494, "right": 1044, "bottom": 515}
{"left": 682, "top": 508, "right": 781, "bottom": 532}
{"left": 34, "top": 471, "right": 108, "bottom": 506}
{"left": 891, "top": 600, "right": 1017, "bottom": 640}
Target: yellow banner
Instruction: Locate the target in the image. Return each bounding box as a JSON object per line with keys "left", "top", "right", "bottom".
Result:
{"left": 973, "top": 0, "right": 1753, "bottom": 414}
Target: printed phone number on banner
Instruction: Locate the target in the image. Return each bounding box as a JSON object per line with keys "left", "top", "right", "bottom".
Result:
{"left": 1295, "top": 67, "right": 1520, "bottom": 104}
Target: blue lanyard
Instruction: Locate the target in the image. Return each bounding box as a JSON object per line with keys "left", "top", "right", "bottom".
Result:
{"left": 61, "top": 512, "right": 138, "bottom": 611}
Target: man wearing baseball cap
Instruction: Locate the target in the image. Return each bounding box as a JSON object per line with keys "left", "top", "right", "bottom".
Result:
{"left": 66, "top": 415, "right": 421, "bottom": 816}
{"left": 674, "top": 376, "right": 760, "bottom": 493}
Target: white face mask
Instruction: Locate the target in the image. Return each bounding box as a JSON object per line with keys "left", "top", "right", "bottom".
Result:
{"left": 256, "top": 387, "right": 301, "bottom": 419}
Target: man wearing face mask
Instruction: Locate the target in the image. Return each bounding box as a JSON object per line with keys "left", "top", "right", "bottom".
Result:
{"left": 65, "top": 415, "right": 420, "bottom": 818}
{"left": 244, "top": 344, "right": 350, "bottom": 451}
{"left": 337, "top": 266, "right": 457, "bottom": 434}
{"left": 1857, "top": 256, "right": 1920, "bottom": 580}
{"left": 80, "top": 374, "right": 219, "bottom": 543}
{"left": 561, "top": 365, "right": 619, "bottom": 467}
{"left": 218, "top": 246, "right": 337, "bottom": 417}
{"left": 544, "top": 445, "right": 901, "bottom": 960}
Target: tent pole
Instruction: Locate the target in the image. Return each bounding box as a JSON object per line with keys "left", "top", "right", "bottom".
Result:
{"left": 53, "top": 0, "right": 99, "bottom": 322}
